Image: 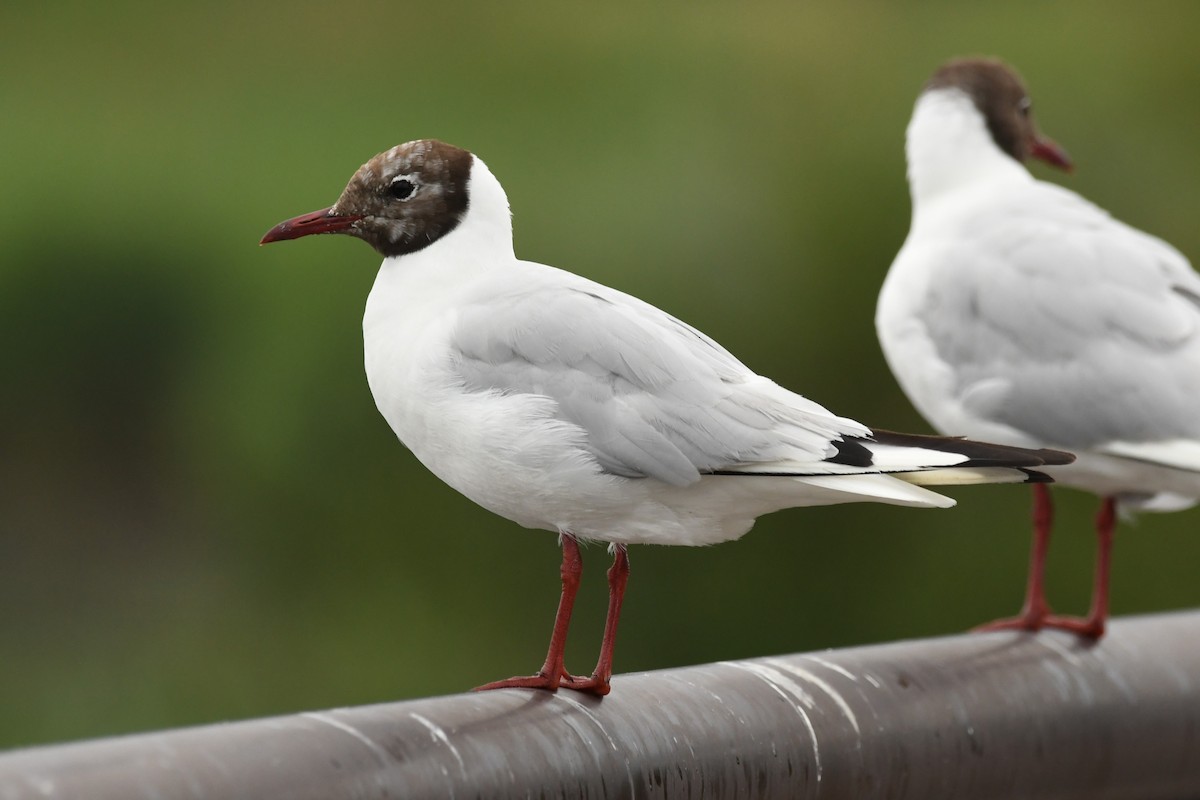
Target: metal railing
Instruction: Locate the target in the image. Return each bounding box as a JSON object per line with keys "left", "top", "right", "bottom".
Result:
{"left": 2, "top": 610, "right": 1198, "bottom": 799}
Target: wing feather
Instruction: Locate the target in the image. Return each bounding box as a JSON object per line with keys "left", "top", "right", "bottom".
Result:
{"left": 915, "top": 182, "right": 1200, "bottom": 449}
{"left": 451, "top": 266, "right": 865, "bottom": 486}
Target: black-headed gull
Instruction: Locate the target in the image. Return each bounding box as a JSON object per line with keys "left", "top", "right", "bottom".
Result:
{"left": 262, "top": 139, "right": 1071, "bottom": 695}
{"left": 878, "top": 56, "right": 1200, "bottom": 638}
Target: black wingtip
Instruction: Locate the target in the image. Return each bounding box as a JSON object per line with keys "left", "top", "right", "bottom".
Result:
{"left": 826, "top": 437, "right": 875, "bottom": 467}
{"left": 1031, "top": 448, "right": 1075, "bottom": 467}
{"left": 866, "top": 428, "right": 1076, "bottom": 468}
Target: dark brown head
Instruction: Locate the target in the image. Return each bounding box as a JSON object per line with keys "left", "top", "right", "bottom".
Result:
{"left": 926, "top": 57, "right": 1072, "bottom": 171}
{"left": 260, "top": 140, "right": 474, "bottom": 257}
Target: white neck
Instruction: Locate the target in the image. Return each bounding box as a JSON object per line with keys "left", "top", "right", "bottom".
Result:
{"left": 905, "top": 88, "right": 1032, "bottom": 209}
{"left": 453, "top": 155, "right": 516, "bottom": 263}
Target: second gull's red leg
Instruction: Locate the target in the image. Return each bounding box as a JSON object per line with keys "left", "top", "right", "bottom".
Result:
{"left": 975, "top": 483, "right": 1055, "bottom": 632}
{"left": 562, "top": 544, "right": 629, "bottom": 697}
{"left": 1043, "top": 496, "right": 1115, "bottom": 639}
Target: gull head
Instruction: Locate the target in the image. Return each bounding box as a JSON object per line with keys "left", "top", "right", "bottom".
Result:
{"left": 260, "top": 139, "right": 474, "bottom": 257}
{"left": 925, "top": 57, "right": 1073, "bottom": 171}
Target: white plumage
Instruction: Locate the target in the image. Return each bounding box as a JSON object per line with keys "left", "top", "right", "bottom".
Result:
{"left": 363, "top": 154, "right": 1070, "bottom": 545}
{"left": 263, "top": 137, "right": 1069, "bottom": 693}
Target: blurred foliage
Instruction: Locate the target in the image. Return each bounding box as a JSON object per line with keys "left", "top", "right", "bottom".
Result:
{"left": 2, "top": 1, "right": 1199, "bottom": 748}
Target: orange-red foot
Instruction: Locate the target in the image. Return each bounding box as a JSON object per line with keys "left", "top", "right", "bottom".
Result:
{"left": 474, "top": 667, "right": 597, "bottom": 693}
{"left": 559, "top": 673, "right": 611, "bottom": 697}
{"left": 972, "top": 605, "right": 1049, "bottom": 633}
{"left": 1042, "top": 614, "right": 1106, "bottom": 639}
{"left": 473, "top": 674, "right": 560, "bottom": 692}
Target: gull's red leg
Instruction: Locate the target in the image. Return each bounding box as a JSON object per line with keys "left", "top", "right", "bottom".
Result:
{"left": 975, "top": 483, "right": 1055, "bottom": 632}
{"left": 475, "top": 534, "right": 585, "bottom": 692}
{"left": 562, "top": 544, "right": 629, "bottom": 697}
{"left": 1044, "top": 496, "right": 1114, "bottom": 639}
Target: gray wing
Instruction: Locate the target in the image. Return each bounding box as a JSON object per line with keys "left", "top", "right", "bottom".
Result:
{"left": 923, "top": 182, "right": 1200, "bottom": 448}
{"left": 450, "top": 266, "right": 866, "bottom": 486}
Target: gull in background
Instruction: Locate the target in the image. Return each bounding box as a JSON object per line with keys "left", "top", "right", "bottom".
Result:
{"left": 878, "top": 56, "right": 1200, "bottom": 637}
{"left": 262, "top": 139, "right": 1071, "bottom": 695}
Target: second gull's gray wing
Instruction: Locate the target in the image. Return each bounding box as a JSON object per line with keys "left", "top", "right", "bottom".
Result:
{"left": 919, "top": 182, "right": 1200, "bottom": 451}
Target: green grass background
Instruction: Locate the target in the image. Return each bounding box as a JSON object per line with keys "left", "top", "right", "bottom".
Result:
{"left": 2, "top": 2, "right": 1199, "bottom": 748}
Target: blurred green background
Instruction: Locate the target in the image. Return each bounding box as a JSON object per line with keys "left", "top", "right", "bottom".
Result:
{"left": 2, "top": 2, "right": 1198, "bottom": 749}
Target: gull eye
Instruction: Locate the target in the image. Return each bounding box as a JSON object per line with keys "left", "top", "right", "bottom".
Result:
{"left": 388, "top": 177, "right": 417, "bottom": 200}
{"left": 1018, "top": 96, "right": 1033, "bottom": 117}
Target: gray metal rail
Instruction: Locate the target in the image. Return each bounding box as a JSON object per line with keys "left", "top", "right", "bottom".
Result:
{"left": 2, "top": 611, "right": 1199, "bottom": 799}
